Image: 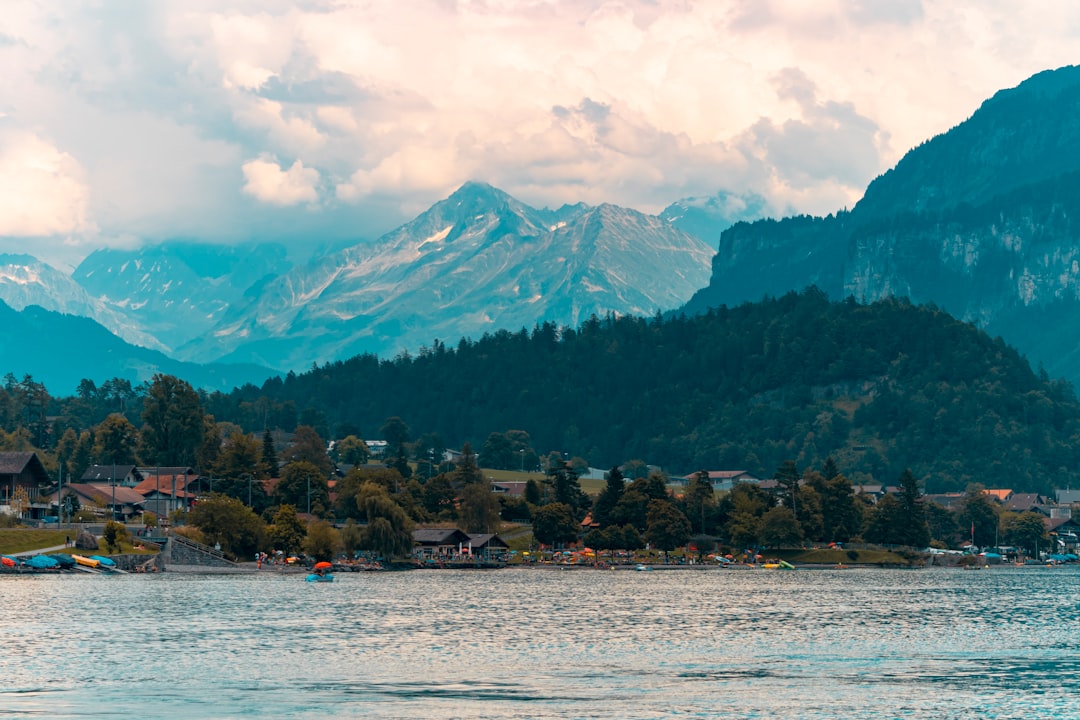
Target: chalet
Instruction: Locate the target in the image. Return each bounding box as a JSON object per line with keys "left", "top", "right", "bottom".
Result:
{"left": 412, "top": 527, "right": 473, "bottom": 559}
{"left": 984, "top": 488, "right": 1014, "bottom": 504}
{"left": 0, "top": 452, "right": 50, "bottom": 519}
{"left": 466, "top": 533, "right": 509, "bottom": 561}
{"left": 81, "top": 465, "right": 144, "bottom": 488}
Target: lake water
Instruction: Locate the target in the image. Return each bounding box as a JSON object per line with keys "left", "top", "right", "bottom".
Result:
{"left": 3, "top": 566, "right": 1080, "bottom": 719}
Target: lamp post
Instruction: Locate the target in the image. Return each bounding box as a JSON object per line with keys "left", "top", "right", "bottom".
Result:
{"left": 520, "top": 449, "right": 525, "bottom": 473}
{"left": 306, "top": 475, "right": 311, "bottom": 516}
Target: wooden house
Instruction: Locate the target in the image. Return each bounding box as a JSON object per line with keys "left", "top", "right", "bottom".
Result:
{"left": 0, "top": 452, "right": 50, "bottom": 519}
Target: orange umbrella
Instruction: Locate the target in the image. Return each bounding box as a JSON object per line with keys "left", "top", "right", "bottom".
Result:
{"left": 313, "top": 561, "right": 332, "bottom": 570}
{"left": 1, "top": 557, "right": 15, "bottom": 567}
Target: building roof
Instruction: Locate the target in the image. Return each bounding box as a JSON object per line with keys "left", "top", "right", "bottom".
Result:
{"left": 984, "top": 489, "right": 1013, "bottom": 502}
{"left": 492, "top": 481, "right": 527, "bottom": 496}
{"left": 133, "top": 475, "right": 198, "bottom": 498}
{"left": 81, "top": 465, "right": 141, "bottom": 483}
{"left": 62, "top": 483, "right": 146, "bottom": 506}
{"left": 412, "top": 528, "right": 471, "bottom": 545}
{"left": 137, "top": 466, "right": 196, "bottom": 478}
{"left": 467, "top": 533, "right": 508, "bottom": 549}
{"left": 0, "top": 452, "right": 50, "bottom": 485}
{"left": 1057, "top": 489, "right": 1080, "bottom": 505}
{"left": 1004, "top": 493, "right": 1046, "bottom": 512}
{"left": 924, "top": 493, "right": 964, "bottom": 509}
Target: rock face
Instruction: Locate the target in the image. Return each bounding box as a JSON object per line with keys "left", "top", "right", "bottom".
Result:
{"left": 682, "top": 65, "right": 1080, "bottom": 386}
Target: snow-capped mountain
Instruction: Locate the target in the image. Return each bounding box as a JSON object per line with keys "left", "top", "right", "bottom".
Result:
{"left": 176, "top": 182, "right": 715, "bottom": 370}
{"left": 72, "top": 242, "right": 293, "bottom": 348}
{"left": 0, "top": 254, "right": 167, "bottom": 352}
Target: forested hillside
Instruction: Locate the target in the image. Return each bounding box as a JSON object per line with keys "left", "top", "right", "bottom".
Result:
{"left": 202, "top": 290, "right": 1080, "bottom": 494}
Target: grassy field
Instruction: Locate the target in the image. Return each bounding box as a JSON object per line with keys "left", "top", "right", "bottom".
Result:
{"left": 0, "top": 528, "right": 157, "bottom": 556}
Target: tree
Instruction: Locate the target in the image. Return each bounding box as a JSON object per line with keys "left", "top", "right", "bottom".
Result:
{"left": 773, "top": 460, "right": 801, "bottom": 514}
{"left": 459, "top": 482, "right": 501, "bottom": 533}
{"left": 455, "top": 442, "right": 483, "bottom": 485}
{"left": 1005, "top": 511, "right": 1047, "bottom": 557}
{"left": 957, "top": 484, "right": 1000, "bottom": 547}
{"left": 217, "top": 432, "right": 261, "bottom": 479}
{"left": 284, "top": 425, "right": 332, "bottom": 476}
{"left": 188, "top": 494, "right": 266, "bottom": 559}
{"left": 592, "top": 466, "right": 626, "bottom": 527}
{"left": 334, "top": 435, "right": 370, "bottom": 466}
{"left": 682, "top": 470, "right": 715, "bottom": 535}
{"left": 356, "top": 482, "right": 414, "bottom": 559}
{"left": 421, "top": 474, "right": 457, "bottom": 518}
{"left": 93, "top": 413, "right": 139, "bottom": 465}
{"left": 480, "top": 432, "right": 514, "bottom": 470}
{"left": 268, "top": 505, "right": 307, "bottom": 556}
{"left": 524, "top": 478, "right": 542, "bottom": 505}
{"left": 548, "top": 459, "right": 588, "bottom": 515}
{"left": 896, "top": 469, "right": 931, "bottom": 548}
{"left": 380, "top": 416, "right": 410, "bottom": 454}
{"left": 274, "top": 461, "right": 330, "bottom": 517}
{"left": 260, "top": 429, "right": 280, "bottom": 477}
{"left": 863, "top": 494, "right": 903, "bottom": 546}
{"left": 759, "top": 507, "right": 804, "bottom": 548}
{"left": 140, "top": 374, "right": 205, "bottom": 466}
{"left": 304, "top": 520, "right": 340, "bottom": 562}
{"left": 644, "top": 500, "right": 691, "bottom": 559}
{"left": 532, "top": 502, "right": 578, "bottom": 547}
{"left": 102, "top": 520, "right": 130, "bottom": 553}
{"left": 339, "top": 519, "right": 363, "bottom": 558}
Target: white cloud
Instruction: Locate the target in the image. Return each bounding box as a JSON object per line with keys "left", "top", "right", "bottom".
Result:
{"left": 0, "top": 132, "right": 92, "bottom": 236}
{"left": 2, "top": 0, "right": 1080, "bottom": 265}
{"left": 242, "top": 156, "right": 320, "bottom": 205}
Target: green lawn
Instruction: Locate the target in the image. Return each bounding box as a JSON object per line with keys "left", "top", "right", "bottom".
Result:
{"left": 0, "top": 528, "right": 158, "bottom": 556}
{"left": 0, "top": 529, "right": 69, "bottom": 555}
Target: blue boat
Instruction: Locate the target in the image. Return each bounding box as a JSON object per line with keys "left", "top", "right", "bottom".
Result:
{"left": 305, "top": 573, "right": 334, "bottom": 582}
{"left": 24, "top": 555, "right": 59, "bottom": 569}
{"left": 89, "top": 555, "right": 117, "bottom": 567}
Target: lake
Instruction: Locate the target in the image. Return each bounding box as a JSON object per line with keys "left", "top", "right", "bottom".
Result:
{"left": 2, "top": 566, "right": 1079, "bottom": 719}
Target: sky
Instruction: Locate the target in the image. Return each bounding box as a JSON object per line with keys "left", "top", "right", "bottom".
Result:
{"left": 1, "top": 0, "right": 1078, "bottom": 271}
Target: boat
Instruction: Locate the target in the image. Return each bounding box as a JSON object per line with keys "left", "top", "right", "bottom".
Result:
{"left": 305, "top": 572, "right": 334, "bottom": 582}
{"left": 635, "top": 564, "right": 651, "bottom": 571}
{"left": 23, "top": 555, "right": 59, "bottom": 569}
{"left": 89, "top": 555, "right": 117, "bottom": 567}
{"left": 71, "top": 554, "right": 100, "bottom": 568}
{"left": 762, "top": 560, "right": 796, "bottom": 570}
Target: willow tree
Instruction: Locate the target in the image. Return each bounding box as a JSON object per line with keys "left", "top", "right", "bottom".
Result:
{"left": 357, "top": 482, "right": 414, "bottom": 559}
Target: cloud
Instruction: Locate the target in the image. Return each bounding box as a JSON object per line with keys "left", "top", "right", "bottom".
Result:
{"left": 0, "top": 131, "right": 92, "bottom": 236}
{"left": 242, "top": 156, "right": 320, "bottom": 205}
{"left": 2, "top": 0, "right": 1080, "bottom": 266}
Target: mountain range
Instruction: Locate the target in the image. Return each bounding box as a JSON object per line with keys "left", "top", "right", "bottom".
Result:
{"left": 6, "top": 65, "right": 1080, "bottom": 396}
{"left": 683, "top": 64, "right": 1080, "bottom": 387}
{"left": 1, "top": 183, "right": 716, "bottom": 392}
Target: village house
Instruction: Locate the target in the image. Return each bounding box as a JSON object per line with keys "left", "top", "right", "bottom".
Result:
{"left": 80, "top": 464, "right": 144, "bottom": 488}
{"left": 0, "top": 451, "right": 50, "bottom": 519}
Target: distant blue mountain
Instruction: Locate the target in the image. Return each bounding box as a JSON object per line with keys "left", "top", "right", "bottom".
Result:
{"left": 0, "top": 300, "right": 278, "bottom": 395}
